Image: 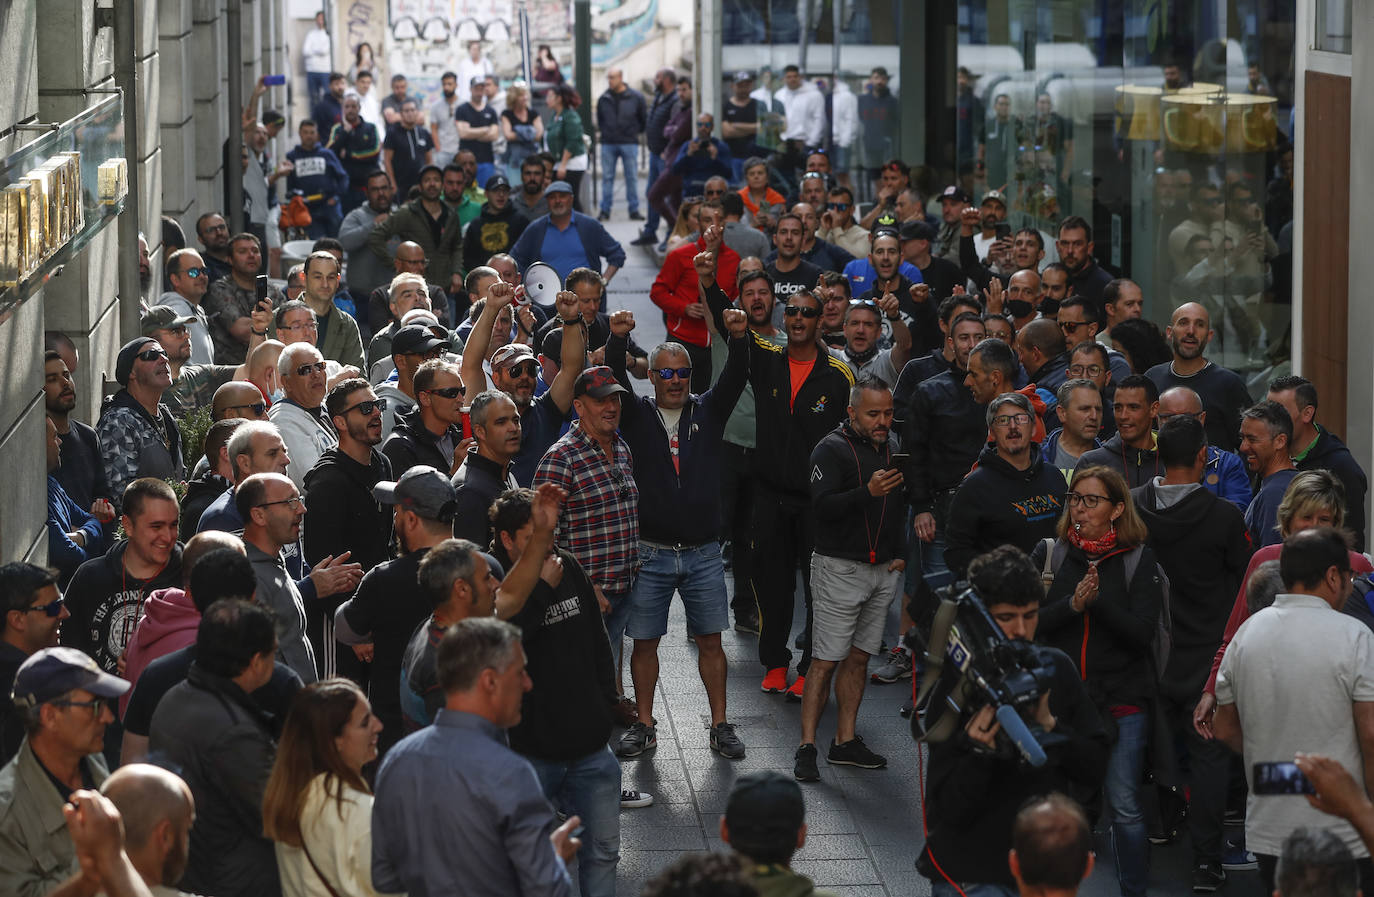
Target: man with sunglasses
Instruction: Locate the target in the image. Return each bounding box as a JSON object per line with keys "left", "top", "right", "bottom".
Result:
{"left": 819, "top": 185, "right": 869, "bottom": 258}
{"left": 1056, "top": 296, "right": 1132, "bottom": 384}
{"left": 97, "top": 339, "right": 186, "bottom": 511}
{"left": 269, "top": 342, "right": 339, "bottom": 488}
{"left": 384, "top": 358, "right": 467, "bottom": 478}
{"left": 451, "top": 390, "right": 523, "bottom": 548}
{"left": 144, "top": 307, "right": 243, "bottom": 420}
{"left": 211, "top": 381, "right": 269, "bottom": 422}
{"left": 153, "top": 249, "right": 215, "bottom": 367}
{"left": 839, "top": 295, "right": 910, "bottom": 388}
{"left": 376, "top": 324, "right": 449, "bottom": 437}
{"left": 0, "top": 646, "right": 128, "bottom": 895}
{"left": 0, "top": 565, "right": 68, "bottom": 764}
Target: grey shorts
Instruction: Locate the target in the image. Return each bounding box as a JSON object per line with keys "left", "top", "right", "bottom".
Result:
{"left": 809, "top": 553, "right": 904, "bottom": 662}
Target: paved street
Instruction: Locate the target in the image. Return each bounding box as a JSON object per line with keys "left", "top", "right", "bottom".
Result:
{"left": 585, "top": 200, "right": 1259, "bottom": 896}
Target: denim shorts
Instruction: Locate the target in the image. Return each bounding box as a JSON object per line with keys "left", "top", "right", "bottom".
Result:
{"left": 625, "top": 540, "right": 730, "bottom": 640}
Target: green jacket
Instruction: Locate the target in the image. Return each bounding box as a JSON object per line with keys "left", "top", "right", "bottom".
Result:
{"left": 268, "top": 302, "right": 366, "bottom": 373}
{"left": 750, "top": 863, "right": 840, "bottom": 897}
{"left": 367, "top": 197, "right": 464, "bottom": 287}
{"left": 0, "top": 739, "right": 109, "bottom": 897}
{"left": 547, "top": 109, "right": 586, "bottom": 160}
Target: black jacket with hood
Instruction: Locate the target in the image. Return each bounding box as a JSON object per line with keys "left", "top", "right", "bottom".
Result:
{"left": 381, "top": 407, "right": 462, "bottom": 478}
{"left": 809, "top": 422, "right": 906, "bottom": 565}
{"left": 62, "top": 540, "right": 184, "bottom": 674}
{"left": 1075, "top": 432, "right": 1161, "bottom": 489}
{"left": 302, "top": 446, "right": 393, "bottom": 573}
{"left": 944, "top": 442, "right": 1065, "bottom": 577}
{"left": 905, "top": 368, "right": 987, "bottom": 515}
{"left": 1132, "top": 480, "right": 1252, "bottom": 699}
{"left": 1299, "top": 427, "right": 1369, "bottom": 549}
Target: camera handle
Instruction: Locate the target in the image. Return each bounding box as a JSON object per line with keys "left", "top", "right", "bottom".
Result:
{"left": 995, "top": 704, "right": 1047, "bottom": 767}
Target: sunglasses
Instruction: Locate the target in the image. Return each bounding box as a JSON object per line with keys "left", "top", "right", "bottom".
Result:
{"left": 1058, "top": 321, "right": 1090, "bottom": 334}
{"left": 26, "top": 596, "right": 66, "bottom": 617}
{"left": 422, "top": 386, "right": 465, "bottom": 400}
{"left": 801, "top": 172, "right": 826, "bottom": 181}
{"left": 784, "top": 305, "right": 821, "bottom": 319}
{"left": 224, "top": 402, "right": 267, "bottom": 416}
{"left": 295, "top": 361, "right": 328, "bottom": 377}
{"left": 137, "top": 348, "right": 169, "bottom": 362}
{"left": 507, "top": 361, "right": 539, "bottom": 378}
{"left": 343, "top": 398, "right": 388, "bottom": 416}
{"left": 827, "top": 202, "right": 850, "bottom": 211}
{"left": 181, "top": 266, "right": 208, "bottom": 279}
{"left": 653, "top": 367, "right": 693, "bottom": 380}
{"left": 608, "top": 465, "right": 634, "bottom": 498}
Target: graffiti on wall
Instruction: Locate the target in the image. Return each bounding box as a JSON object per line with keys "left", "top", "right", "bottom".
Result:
{"left": 590, "top": 0, "right": 657, "bottom": 64}
{"left": 335, "top": 0, "right": 390, "bottom": 79}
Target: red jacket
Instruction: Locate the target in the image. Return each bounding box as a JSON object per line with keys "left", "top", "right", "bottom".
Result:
{"left": 650, "top": 237, "right": 740, "bottom": 348}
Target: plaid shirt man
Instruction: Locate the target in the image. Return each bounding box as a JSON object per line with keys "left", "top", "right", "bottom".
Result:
{"left": 533, "top": 421, "right": 640, "bottom": 593}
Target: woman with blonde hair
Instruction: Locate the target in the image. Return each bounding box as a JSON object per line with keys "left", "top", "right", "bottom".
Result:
{"left": 1033, "top": 465, "right": 1164, "bottom": 897}
{"left": 263, "top": 679, "right": 394, "bottom": 897}
{"left": 501, "top": 82, "right": 543, "bottom": 181}
{"left": 664, "top": 197, "right": 703, "bottom": 254}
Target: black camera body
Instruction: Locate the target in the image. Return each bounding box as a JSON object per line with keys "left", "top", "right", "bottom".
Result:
{"left": 909, "top": 583, "right": 1054, "bottom": 766}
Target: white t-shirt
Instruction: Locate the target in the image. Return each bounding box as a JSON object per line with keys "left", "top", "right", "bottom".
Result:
{"left": 456, "top": 57, "right": 494, "bottom": 105}
{"left": 657, "top": 406, "right": 683, "bottom": 469}
{"left": 302, "top": 28, "right": 332, "bottom": 74}
{"left": 1216, "top": 592, "right": 1374, "bottom": 858}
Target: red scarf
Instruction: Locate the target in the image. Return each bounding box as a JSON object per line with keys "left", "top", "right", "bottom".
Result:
{"left": 1066, "top": 524, "right": 1118, "bottom": 557}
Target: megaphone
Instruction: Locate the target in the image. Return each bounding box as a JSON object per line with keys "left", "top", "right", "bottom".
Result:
{"left": 523, "top": 262, "right": 562, "bottom": 313}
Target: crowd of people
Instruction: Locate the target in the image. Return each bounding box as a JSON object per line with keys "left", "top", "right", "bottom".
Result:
{"left": 0, "top": 42, "right": 1369, "bottom": 897}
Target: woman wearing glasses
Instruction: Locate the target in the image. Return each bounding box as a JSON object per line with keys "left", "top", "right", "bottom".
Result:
{"left": 264, "top": 679, "right": 390, "bottom": 897}
{"left": 1033, "top": 466, "right": 1164, "bottom": 897}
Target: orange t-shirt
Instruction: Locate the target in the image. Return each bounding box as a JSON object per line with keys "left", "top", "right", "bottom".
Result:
{"left": 788, "top": 355, "right": 815, "bottom": 408}
{"left": 738, "top": 186, "right": 786, "bottom": 216}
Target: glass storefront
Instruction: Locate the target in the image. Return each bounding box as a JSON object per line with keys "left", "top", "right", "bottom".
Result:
{"left": 956, "top": 0, "right": 1296, "bottom": 385}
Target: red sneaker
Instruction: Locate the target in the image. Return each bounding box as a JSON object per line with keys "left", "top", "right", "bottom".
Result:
{"left": 786, "top": 675, "right": 806, "bottom": 702}
{"left": 761, "top": 668, "right": 789, "bottom": 693}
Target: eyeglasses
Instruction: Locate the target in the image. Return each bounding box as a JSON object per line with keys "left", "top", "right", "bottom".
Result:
{"left": 1065, "top": 492, "right": 1110, "bottom": 509}
{"left": 26, "top": 596, "right": 65, "bottom": 617}
{"left": 137, "top": 348, "right": 169, "bottom": 362}
{"left": 343, "top": 398, "right": 388, "bottom": 416}
{"left": 223, "top": 402, "right": 267, "bottom": 416}
{"left": 421, "top": 386, "right": 465, "bottom": 400}
{"left": 784, "top": 305, "right": 820, "bottom": 319}
{"left": 295, "top": 361, "right": 328, "bottom": 377}
{"left": 283, "top": 320, "right": 318, "bottom": 332}
{"left": 507, "top": 361, "right": 539, "bottom": 378}
{"left": 1058, "top": 320, "right": 1090, "bottom": 334}
{"left": 181, "top": 266, "right": 208, "bottom": 279}
{"left": 257, "top": 496, "right": 304, "bottom": 511}
{"left": 653, "top": 367, "right": 692, "bottom": 380}
{"left": 827, "top": 202, "right": 850, "bottom": 211}
{"left": 991, "top": 412, "right": 1032, "bottom": 427}
{"left": 51, "top": 697, "right": 108, "bottom": 715}
{"left": 1067, "top": 364, "right": 1104, "bottom": 377}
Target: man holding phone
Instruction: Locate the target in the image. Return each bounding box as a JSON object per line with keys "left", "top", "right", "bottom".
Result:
{"left": 1214, "top": 527, "right": 1374, "bottom": 892}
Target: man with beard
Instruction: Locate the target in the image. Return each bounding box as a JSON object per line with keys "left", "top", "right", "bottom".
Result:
{"left": 858, "top": 68, "right": 900, "bottom": 192}
{"left": 944, "top": 392, "right": 1065, "bottom": 577}
{"left": 429, "top": 71, "right": 461, "bottom": 169}
{"left": 1145, "top": 302, "right": 1252, "bottom": 453}
{"left": 1056, "top": 296, "right": 1132, "bottom": 384}
{"left": 699, "top": 251, "right": 854, "bottom": 701}
{"left": 892, "top": 295, "right": 984, "bottom": 430}
{"left": 327, "top": 92, "right": 382, "bottom": 214}
{"left": 46, "top": 417, "right": 106, "bottom": 588}
{"left": 838, "top": 294, "right": 910, "bottom": 387}
{"left": 96, "top": 765, "right": 198, "bottom": 897}
{"left": 511, "top": 156, "right": 551, "bottom": 221}
{"left": 145, "top": 308, "right": 242, "bottom": 419}
{"left": 155, "top": 249, "right": 216, "bottom": 366}
{"left": 440, "top": 163, "right": 482, "bottom": 232}
{"left": 1055, "top": 216, "right": 1112, "bottom": 306}
{"left": 462, "top": 283, "right": 585, "bottom": 484}
{"left": 537, "top": 267, "right": 649, "bottom": 381}
{"left": 793, "top": 379, "right": 904, "bottom": 781}
{"left": 203, "top": 232, "right": 284, "bottom": 364}
{"left": 932, "top": 185, "right": 970, "bottom": 262}
{"left": 97, "top": 339, "right": 185, "bottom": 510}
{"left": 462, "top": 174, "right": 529, "bottom": 273}
{"left": 899, "top": 220, "right": 965, "bottom": 308}
{"left": 510, "top": 181, "right": 626, "bottom": 286}
{"left": 1075, "top": 374, "right": 1161, "bottom": 488}
{"left": 194, "top": 213, "right": 234, "bottom": 283}
{"left": 820, "top": 185, "right": 871, "bottom": 259}
{"left": 44, "top": 352, "right": 114, "bottom": 527}
{"left": 368, "top": 165, "right": 463, "bottom": 296}
{"left": 651, "top": 211, "right": 740, "bottom": 392}
{"left": 383, "top": 358, "right": 466, "bottom": 476}
{"left": 383, "top": 99, "right": 434, "bottom": 205}
{"left": 0, "top": 565, "right": 69, "bottom": 763}
{"left": 855, "top": 231, "right": 940, "bottom": 353}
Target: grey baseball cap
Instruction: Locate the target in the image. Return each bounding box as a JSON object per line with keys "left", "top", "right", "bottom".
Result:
{"left": 373, "top": 466, "right": 458, "bottom": 522}
{"left": 11, "top": 647, "right": 130, "bottom": 709}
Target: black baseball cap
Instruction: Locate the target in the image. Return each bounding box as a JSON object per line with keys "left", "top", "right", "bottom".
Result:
{"left": 725, "top": 770, "right": 806, "bottom": 854}
{"left": 940, "top": 185, "right": 971, "bottom": 203}
{"left": 11, "top": 647, "right": 130, "bottom": 709}
{"left": 485, "top": 174, "right": 511, "bottom": 191}
{"left": 391, "top": 324, "right": 449, "bottom": 356}
{"left": 899, "top": 220, "right": 937, "bottom": 242}
{"left": 373, "top": 466, "right": 458, "bottom": 522}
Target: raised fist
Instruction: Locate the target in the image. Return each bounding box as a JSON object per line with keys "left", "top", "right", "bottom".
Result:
{"left": 693, "top": 250, "right": 717, "bottom": 280}
{"left": 487, "top": 280, "right": 515, "bottom": 307}
{"left": 722, "top": 307, "right": 747, "bottom": 337}
{"left": 908, "top": 282, "right": 931, "bottom": 305}
{"left": 609, "top": 310, "right": 635, "bottom": 336}
{"left": 554, "top": 290, "right": 579, "bottom": 320}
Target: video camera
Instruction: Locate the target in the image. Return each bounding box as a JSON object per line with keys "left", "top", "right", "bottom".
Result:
{"left": 907, "top": 582, "right": 1054, "bottom": 766}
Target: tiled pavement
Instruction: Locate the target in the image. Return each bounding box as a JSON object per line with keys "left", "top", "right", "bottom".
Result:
{"left": 589, "top": 201, "right": 1260, "bottom": 896}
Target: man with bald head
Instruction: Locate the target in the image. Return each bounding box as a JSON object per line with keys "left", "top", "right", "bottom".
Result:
{"left": 98, "top": 764, "right": 196, "bottom": 895}
{"left": 596, "top": 66, "right": 646, "bottom": 222}
{"left": 1015, "top": 318, "right": 1071, "bottom": 392}
{"left": 245, "top": 340, "right": 284, "bottom": 405}
{"left": 366, "top": 240, "right": 451, "bottom": 337}
{"left": 240, "top": 472, "right": 322, "bottom": 682}
{"left": 1157, "top": 386, "right": 1252, "bottom": 510}
{"left": 212, "top": 382, "right": 268, "bottom": 421}
{"left": 1005, "top": 268, "right": 1043, "bottom": 331}
{"left": 179, "top": 419, "right": 248, "bottom": 540}
{"left": 268, "top": 343, "right": 339, "bottom": 487}
{"left": 1145, "top": 302, "right": 1252, "bottom": 452}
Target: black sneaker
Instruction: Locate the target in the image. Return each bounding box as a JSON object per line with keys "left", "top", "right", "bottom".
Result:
{"left": 597, "top": 210, "right": 611, "bottom": 221}
{"left": 1192, "top": 862, "right": 1226, "bottom": 893}
{"left": 733, "top": 610, "right": 760, "bottom": 634}
{"left": 827, "top": 735, "right": 887, "bottom": 769}
{"left": 794, "top": 743, "right": 820, "bottom": 781}
{"left": 615, "top": 721, "right": 657, "bottom": 757}
{"left": 629, "top": 211, "right": 645, "bottom": 221}
{"left": 630, "top": 231, "right": 657, "bottom": 246}
{"left": 710, "top": 722, "right": 746, "bottom": 759}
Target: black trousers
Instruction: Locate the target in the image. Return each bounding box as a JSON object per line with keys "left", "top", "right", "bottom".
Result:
{"left": 1156, "top": 691, "right": 1231, "bottom": 865}
{"left": 751, "top": 489, "right": 814, "bottom": 675}
{"left": 720, "top": 442, "right": 754, "bottom": 616}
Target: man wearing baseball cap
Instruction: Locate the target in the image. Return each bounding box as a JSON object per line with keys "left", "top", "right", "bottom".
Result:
{"left": 0, "top": 647, "right": 127, "bottom": 895}
{"left": 144, "top": 305, "right": 243, "bottom": 420}
{"left": 377, "top": 324, "right": 450, "bottom": 439}
{"left": 462, "top": 173, "right": 530, "bottom": 272}
{"left": 509, "top": 179, "right": 626, "bottom": 284}
{"left": 457, "top": 76, "right": 501, "bottom": 188}
{"left": 934, "top": 184, "right": 971, "bottom": 262}
{"left": 721, "top": 770, "right": 838, "bottom": 897}
{"left": 95, "top": 337, "right": 186, "bottom": 512}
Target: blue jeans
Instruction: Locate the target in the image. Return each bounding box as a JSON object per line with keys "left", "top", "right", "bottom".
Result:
{"left": 1105, "top": 709, "right": 1150, "bottom": 897}
{"left": 527, "top": 746, "right": 622, "bottom": 897}
{"left": 642, "top": 153, "right": 664, "bottom": 233}
{"left": 603, "top": 589, "right": 633, "bottom": 670}
{"left": 931, "top": 881, "right": 1017, "bottom": 897}
{"left": 475, "top": 161, "right": 495, "bottom": 189}
{"left": 600, "top": 143, "right": 640, "bottom": 214}
{"left": 625, "top": 541, "right": 729, "bottom": 640}
{"left": 307, "top": 201, "right": 342, "bottom": 238}
{"left": 306, "top": 71, "right": 331, "bottom": 106}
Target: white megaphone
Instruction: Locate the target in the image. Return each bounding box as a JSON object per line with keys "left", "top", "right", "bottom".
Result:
{"left": 522, "top": 262, "right": 562, "bottom": 312}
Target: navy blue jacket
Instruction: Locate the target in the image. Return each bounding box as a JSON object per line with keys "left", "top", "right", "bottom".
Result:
{"left": 607, "top": 330, "right": 749, "bottom": 544}
{"left": 285, "top": 144, "right": 348, "bottom": 206}
{"left": 509, "top": 211, "right": 627, "bottom": 277}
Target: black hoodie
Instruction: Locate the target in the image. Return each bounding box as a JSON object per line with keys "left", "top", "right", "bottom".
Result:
{"left": 62, "top": 540, "right": 184, "bottom": 674}
{"left": 462, "top": 201, "right": 529, "bottom": 271}
{"left": 302, "top": 446, "right": 393, "bottom": 573}
{"left": 1132, "top": 480, "right": 1252, "bottom": 699}
{"left": 809, "top": 422, "right": 906, "bottom": 564}
{"left": 944, "top": 442, "right": 1065, "bottom": 577}
{"left": 1075, "top": 432, "right": 1160, "bottom": 489}
{"left": 1298, "top": 427, "right": 1368, "bottom": 549}
{"left": 381, "top": 407, "right": 462, "bottom": 477}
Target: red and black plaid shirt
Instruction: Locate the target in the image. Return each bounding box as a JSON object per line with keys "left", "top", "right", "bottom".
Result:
{"left": 533, "top": 423, "right": 640, "bottom": 593}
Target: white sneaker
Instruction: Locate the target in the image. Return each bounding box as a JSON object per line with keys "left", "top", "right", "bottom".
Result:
{"left": 620, "top": 788, "right": 654, "bottom": 808}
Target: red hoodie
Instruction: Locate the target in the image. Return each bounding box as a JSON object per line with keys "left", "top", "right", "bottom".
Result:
{"left": 650, "top": 236, "right": 740, "bottom": 348}
{"left": 119, "top": 586, "right": 199, "bottom": 718}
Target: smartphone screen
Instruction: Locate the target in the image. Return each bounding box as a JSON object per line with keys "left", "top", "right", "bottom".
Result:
{"left": 1253, "top": 762, "right": 1316, "bottom": 795}
{"left": 890, "top": 452, "right": 911, "bottom": 468}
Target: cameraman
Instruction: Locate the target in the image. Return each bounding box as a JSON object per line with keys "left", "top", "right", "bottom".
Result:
{"left": 670, "top": 113, "right": 733, "bottom": 202}
{"left": 918, "top": 546, "right": 1107, "bottom": 897}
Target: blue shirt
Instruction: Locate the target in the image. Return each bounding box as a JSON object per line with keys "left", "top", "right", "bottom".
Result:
{"left": 1246, "top": 468, "right": 1300, "bottom": 548}
{"left": 842, "top": 257, "right": 923, "bottom": 295}
{"left": 539, "top": 219, "right": 589, "bottom": 282}
{"left": 371, "top": 709, "right": 572, "bottom": 897}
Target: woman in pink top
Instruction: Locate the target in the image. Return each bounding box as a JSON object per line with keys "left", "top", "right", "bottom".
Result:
{"left": 1194, "top": 470, "right": 1372, "bottom": 738}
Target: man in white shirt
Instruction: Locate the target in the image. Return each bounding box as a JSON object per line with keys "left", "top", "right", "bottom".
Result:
{"left": 830, "top": 79, "right": 857, "bottom": 190}
{"left": 302, "top": 12, "right": 332, "bottom": 106}
{"left": 429, "top": 71, "right": 462, "bottom": 169}
{"left": 773, "top": 65, "right": 825, "bottom": 179}
{"left": 456, "top": 41, "right": 494, "bottom": 105}
{"left": 1214, "top": 527, "right": 1374, "bottom": 894}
